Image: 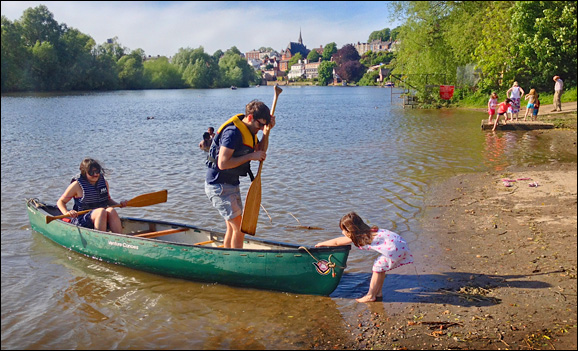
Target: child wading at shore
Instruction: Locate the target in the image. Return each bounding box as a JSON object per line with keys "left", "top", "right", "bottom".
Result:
{"left": 532, "top": 94, "right": 540, "bottom": 121}
{"left": 524, "top": 88, "right": 538, "bottom": 120}
{"left": 492, "top": 98, "right": 513, "bottom": 131}
{"left": 316, "top": 212, "right": 413, "bottom": 303}
{"left": 488, "top": 92, "right": 498, "bottom": 123}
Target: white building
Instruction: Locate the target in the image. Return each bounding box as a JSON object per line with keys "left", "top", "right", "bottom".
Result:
{"left": 288, "top": 60, "right": 306, "bottom": 79}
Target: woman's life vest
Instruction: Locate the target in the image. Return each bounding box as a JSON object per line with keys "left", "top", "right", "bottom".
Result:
{"left": 205, "top": 114, "right": 257, "bottom": 184}
{"left": 72, "top": 175, "right": 109, "bottom": 211}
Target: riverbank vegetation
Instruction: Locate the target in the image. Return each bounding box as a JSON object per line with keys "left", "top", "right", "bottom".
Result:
{"left": 387, "top": 1, "right": 576, "bottom": 107}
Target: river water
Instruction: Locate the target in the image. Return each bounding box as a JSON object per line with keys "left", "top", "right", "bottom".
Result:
{"left": 2, "top": 87, "right": 574, "bottom": 349}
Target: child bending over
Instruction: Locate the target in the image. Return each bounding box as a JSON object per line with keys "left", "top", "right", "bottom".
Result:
{"left": 316, "top": 211, "right": 413, "bottom": 303}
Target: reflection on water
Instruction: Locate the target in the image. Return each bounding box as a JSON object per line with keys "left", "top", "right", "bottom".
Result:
{"left": 2, "top": 87, "right": 572, "bottom": 348}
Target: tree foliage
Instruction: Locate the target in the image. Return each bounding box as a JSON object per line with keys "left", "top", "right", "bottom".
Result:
{"left": 368, "top": 28, "right": 391, "bottom": 42}
{"left": 322, "top": 42, "right": 337, "bottom": 61}
{"left": 317, "top": 61, "right": 337, "bottom": 86}
{"left": 287, "top": 52, "right": 303, "bottom": 71}
{"left": 360, "top": 51, "right": 394, "bottom": 67}
{"left": 389, "top": 0, "right": 577, "bottom": 102}
{"left": 307, "top": 49, "right": 320, "bottom": 63}
{"left": 333, "top": 44, "right": 364, "bottom": 83}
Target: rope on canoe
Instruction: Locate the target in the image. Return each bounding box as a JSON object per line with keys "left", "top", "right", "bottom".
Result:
{"left": 27, "top": 198, "right": 46, "bottom": 208}
{"left": 298, "top": 246, "right": 346, "bottom": 278}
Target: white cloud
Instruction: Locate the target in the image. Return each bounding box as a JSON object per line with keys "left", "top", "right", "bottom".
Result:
{"left": 1, "top": 1, "right": 399, "bottom": 56}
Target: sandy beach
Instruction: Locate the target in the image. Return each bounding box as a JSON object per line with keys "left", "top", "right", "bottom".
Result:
{"left": 313, "top": 102, "right": 577, "bottom": 350}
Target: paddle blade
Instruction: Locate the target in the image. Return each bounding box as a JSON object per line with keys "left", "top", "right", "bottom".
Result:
{"left": 241, "top": 174, "right": 262, "bottom": 236}
{"left": 126, "top": 189, "right": 168, "bottom": 207}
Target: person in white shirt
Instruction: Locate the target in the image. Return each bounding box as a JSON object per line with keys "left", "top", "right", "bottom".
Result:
{"left": 552, "top": 76, "right": 563, "bottom": 112}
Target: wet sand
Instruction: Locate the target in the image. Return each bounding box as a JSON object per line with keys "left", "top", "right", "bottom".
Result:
{"left": 312, "top": 105, "right": 577, "bottom": 350}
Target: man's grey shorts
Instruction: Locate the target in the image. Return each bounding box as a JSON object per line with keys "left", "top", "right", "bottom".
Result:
{"left": 205, "top": 182, "right": 243, "bottom": 221}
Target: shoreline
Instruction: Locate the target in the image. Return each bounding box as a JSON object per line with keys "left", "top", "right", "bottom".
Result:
{"left": 313, "top": 110, "right": 577, "bottom": 350}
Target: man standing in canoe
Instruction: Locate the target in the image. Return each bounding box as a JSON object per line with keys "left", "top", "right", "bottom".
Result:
{"left": 205, "top": 100, "right": 275, "bottom": 248}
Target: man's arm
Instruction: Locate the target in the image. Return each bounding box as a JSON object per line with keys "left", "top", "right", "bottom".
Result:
{"left": 217, "top": 146, "right": 265, "bottom": 170}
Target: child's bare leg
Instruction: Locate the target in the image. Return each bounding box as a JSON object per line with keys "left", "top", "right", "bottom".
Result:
{"left": 357, "top": 271, "right": 386, "bottom": 303}
{"left": 492, "top": 115, "right": 500, "bottom": 131}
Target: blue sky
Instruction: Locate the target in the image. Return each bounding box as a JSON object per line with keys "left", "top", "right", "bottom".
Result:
{"left": 1, "top": 1, "right": 400, "bottom": 56}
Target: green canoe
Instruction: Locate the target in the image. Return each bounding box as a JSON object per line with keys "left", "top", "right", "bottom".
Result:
{"left": 26, "top": 199, "right": 350, "bottom": 296}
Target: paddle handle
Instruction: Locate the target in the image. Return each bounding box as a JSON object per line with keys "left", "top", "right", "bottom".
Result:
{"left": 259, "top": 85, "right": 282, "bottom": 154}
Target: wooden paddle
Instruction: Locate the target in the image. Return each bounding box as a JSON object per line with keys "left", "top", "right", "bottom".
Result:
{"left": 45, "top": 189, "right": 168, "bottom": 224}
{"left": 241, "top": 85, "right": 282, "bottom": 235}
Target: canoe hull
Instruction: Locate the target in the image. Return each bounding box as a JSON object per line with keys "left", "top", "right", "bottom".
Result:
{"left": 26, "top": 199, "right": 349, "bottom": 296}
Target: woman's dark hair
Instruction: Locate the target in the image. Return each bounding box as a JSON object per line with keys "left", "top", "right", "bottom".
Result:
{"left": 79, "top": 158, "right": 106, "bottom": 178}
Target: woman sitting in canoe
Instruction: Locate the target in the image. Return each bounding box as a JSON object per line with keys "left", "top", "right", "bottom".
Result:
{"left": 57, "top": 158, "right": 127, "bottom": 233}
{"left": 316, "top": 211, "right": 414, "bottom": 302}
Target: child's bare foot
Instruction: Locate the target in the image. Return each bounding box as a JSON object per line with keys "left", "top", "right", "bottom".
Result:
{"left": 356, "top": 295, "right": 378, "bottom": 303}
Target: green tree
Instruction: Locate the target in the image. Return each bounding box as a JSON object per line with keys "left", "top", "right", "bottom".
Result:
{"left": 322, "top": 42, "right": 337, "bottom": 61}
{"left": 218, "top": 47, "right": 254, "bottom": 87}
{"left": 117, "top": 49, "right": 145, "bottom": 89}
{"left": 307, "top": 49, "right": 320, "bottom": 63}
{"left": 30, "top": 41, "right": 58, "bottom": 90}
{"left": 360, "top": 51, "right": 394, "bottom": 67}
{"left": 19, "top": 5, "right": 63, "bottom": 47}
{"left": 472, "top": 2, "right": 516, "bottom": 91}
{"left": 1, "top": 16, "right": 30, "bottom": 91}
{"left": 287, "top": 52, "right": 303, "bottom": 72}
{"left": 174, "top": 46, "right": 219, "bottom": 88}
{"left": 143, "top": 56, "right": 184, "bottom": 89}
{"left": 510, "top": 1, "right": 577, "bottom": 90}
{"left": 358, "top": 69, "right": 381, "bottom": 86}
{"left": 317, "top": 61, "right": 336, "bottom": 86}
{"left": 59, "top": 28, "right": 96, "bottom": 90}
{"left": 90, "top": 42, "right": 122, "bottom": 90}
{"left": 99, "top": 37, "right": 127, "bottom": 61}
{"left": 368, "top": 28, "right": 391, "bottom": 42}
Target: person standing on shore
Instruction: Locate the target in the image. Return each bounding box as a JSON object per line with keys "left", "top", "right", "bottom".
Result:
{"left": 552, "top": 76, "right": 563, "bottom": 112}
{"left": 506, "top": 81, "right": 524, "bottom": 121}
{"left": 488, "top": 92, "right": 498, "bottom": 123}
{"left": 204, "top": 100, "right": 275, "bottom": 249}
{"left": 315, "top": 211, "right": 413, "bottom": 303}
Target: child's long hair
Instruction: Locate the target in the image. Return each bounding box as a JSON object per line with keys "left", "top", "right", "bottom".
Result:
{"left": 339, "top": 212, "right": 377, "bottom": 247}
{"left": 528, "top": 88, "right": 536, "bottom": 97}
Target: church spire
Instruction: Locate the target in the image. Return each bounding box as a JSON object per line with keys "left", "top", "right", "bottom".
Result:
{"left": 298, "top": 28, "right": 303, "bottom": 45}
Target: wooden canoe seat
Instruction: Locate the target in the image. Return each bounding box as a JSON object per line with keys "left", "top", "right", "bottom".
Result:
{"left": 134, "top": 228, "right": 188, "bottom": 238}
{"left": 194, "top": 240, "right": 215, "bottom": 246}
